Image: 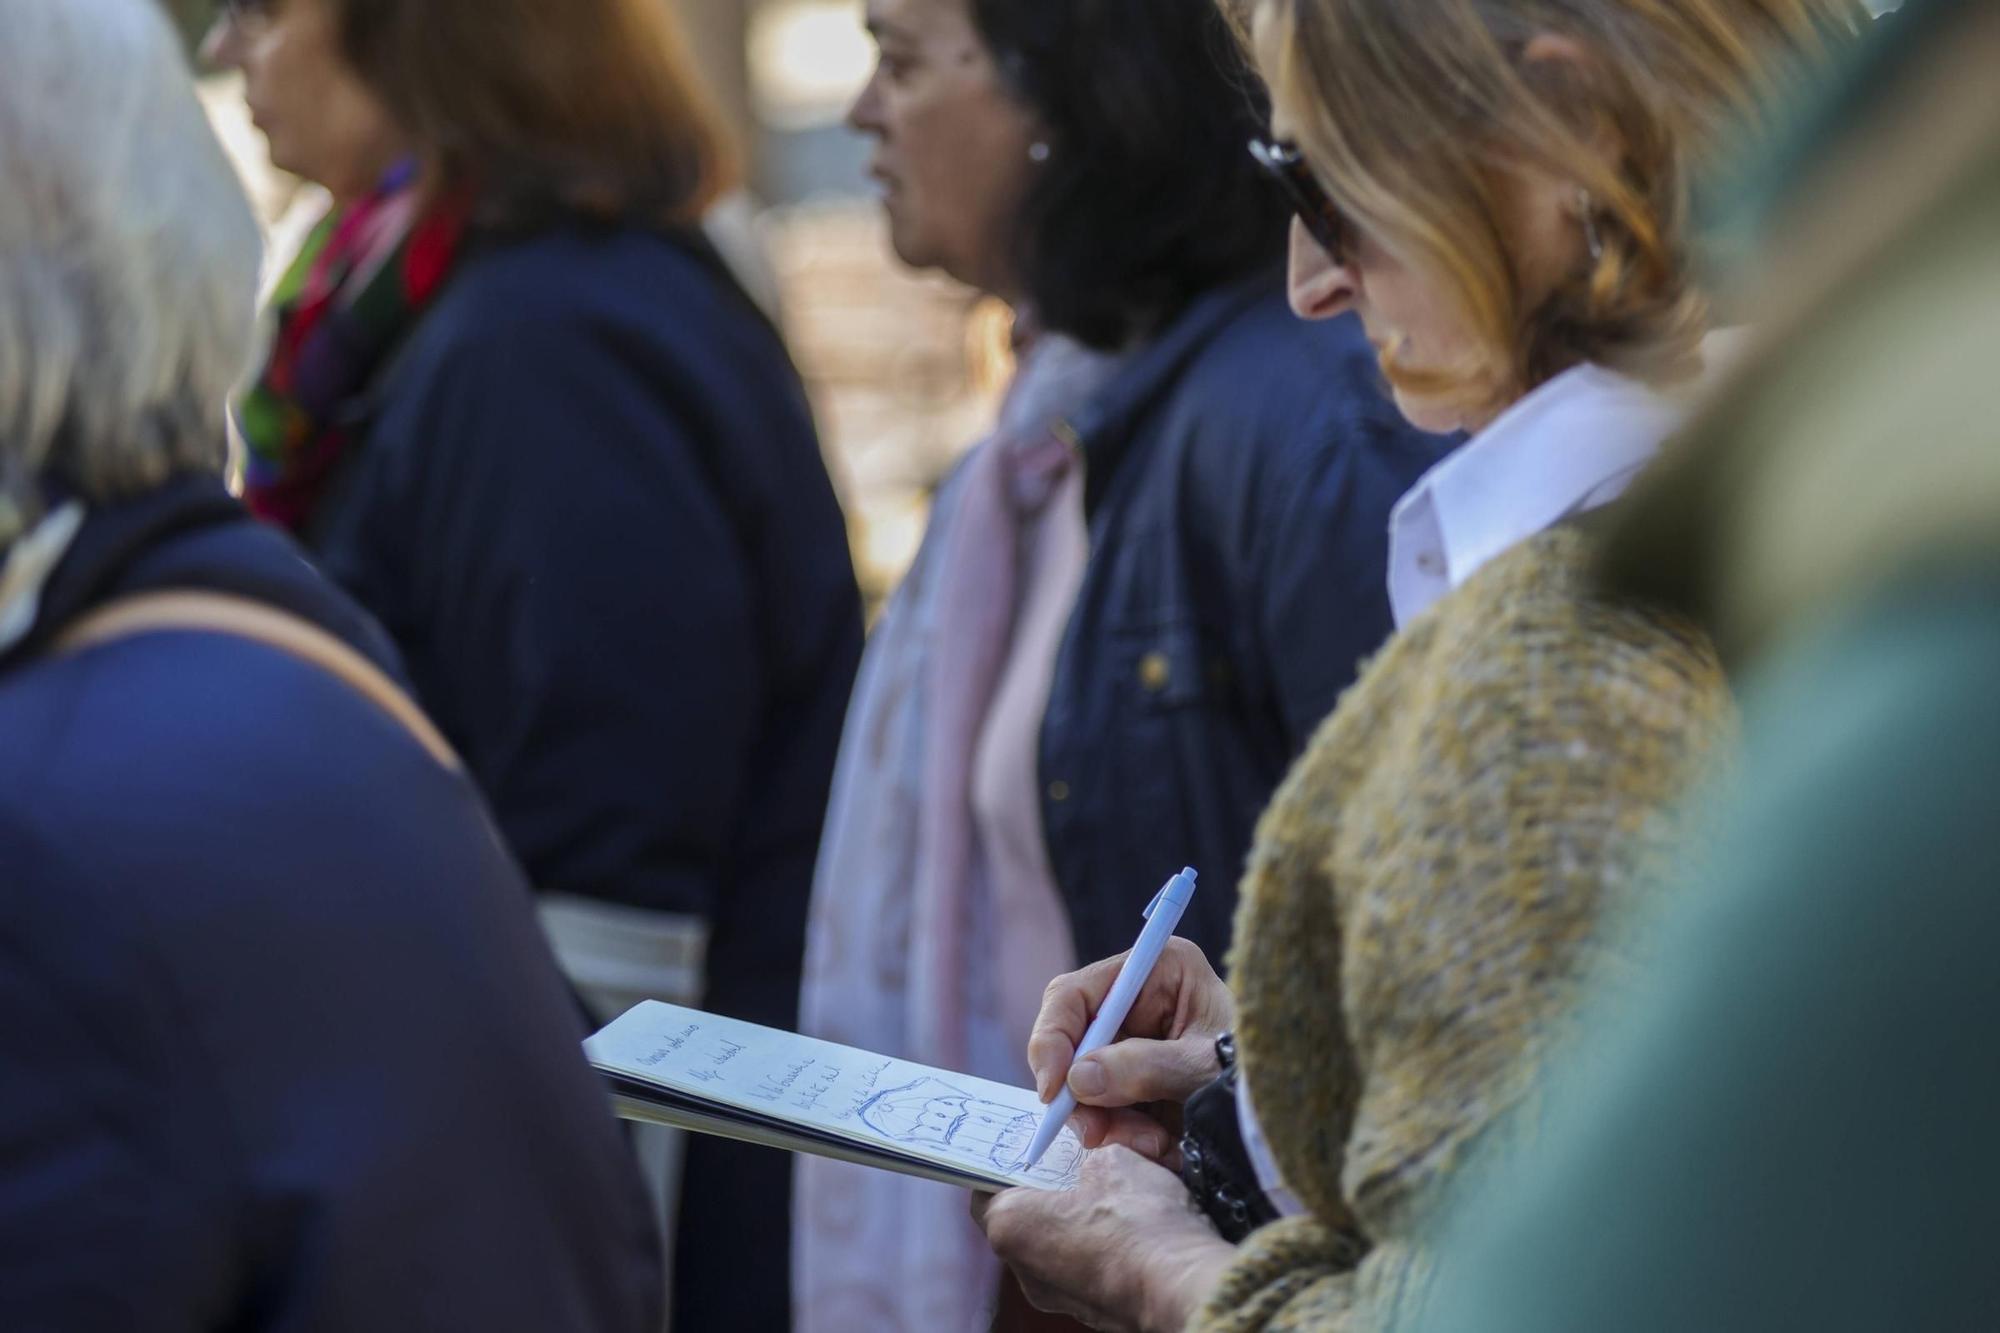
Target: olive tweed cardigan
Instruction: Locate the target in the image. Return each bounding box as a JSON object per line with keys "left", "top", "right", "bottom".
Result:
{"left": 1196, "top": 525, "right": 1734, "bottom": 1332}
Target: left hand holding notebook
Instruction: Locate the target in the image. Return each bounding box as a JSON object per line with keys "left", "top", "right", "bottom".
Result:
{"left": 1026, "top": 935, "right": 1237, "bottom": 1159}
{"left": 973, "top": 1145, "right": 1235, "bottom": 1331}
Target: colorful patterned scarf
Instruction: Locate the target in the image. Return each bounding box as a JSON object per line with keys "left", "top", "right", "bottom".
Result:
{"left": 236, "top": 163, "right": 470, "bottom": 532}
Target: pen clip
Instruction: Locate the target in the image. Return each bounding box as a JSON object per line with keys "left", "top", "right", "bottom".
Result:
{"left": 1142, "top": 868, "right": 1197, "bottom": 920}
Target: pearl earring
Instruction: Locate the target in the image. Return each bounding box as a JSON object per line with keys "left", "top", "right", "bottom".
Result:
{"left": 1028, "top": 141, "right": 1052, "bottom": 164}
{"left": 1578, "top": 187, "right": 1604, "bottom": 262}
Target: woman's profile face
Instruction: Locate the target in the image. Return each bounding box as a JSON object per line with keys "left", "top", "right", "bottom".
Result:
{"left": 1277, "top": 108, "right": 1578, "bottom": 433}
{"left": 216, "top": 0, "right": 406, "bottom": 203}
{"left": 1258, "top": 7, "right": 1583, "bottom": 434}
{"left": 1286, "top": 209, "right": 1486, "bottom": 435}
{"left": 848, "top": 0, "right": 1042, "bottom": 297}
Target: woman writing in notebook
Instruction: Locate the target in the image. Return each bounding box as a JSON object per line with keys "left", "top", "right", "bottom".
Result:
{"left": 973, "top": 0, "right": 1863, "bottom": 1327}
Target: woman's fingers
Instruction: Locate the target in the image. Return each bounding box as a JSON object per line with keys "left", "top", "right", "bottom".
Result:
{"left": 1025, "top": 938, "right": 1234, "bottom": 1102}
{"left": 1026, "top": 950, "right": 1132, "bottom": 1101}
{"left": 1073, "top": 1105, "right": 1181, "bottom": 1162}
{"left": 1069, "top": 1034, "right": 1221, "bottom": 1108}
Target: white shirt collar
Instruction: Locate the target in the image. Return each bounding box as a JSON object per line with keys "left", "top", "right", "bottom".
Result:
{"left": 1386, "top": 334, "right": 1743, "bottom": 627}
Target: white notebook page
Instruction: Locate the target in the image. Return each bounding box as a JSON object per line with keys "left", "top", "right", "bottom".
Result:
{"left": 587, "top": 1000, "right": 1084, "bottom": 1191}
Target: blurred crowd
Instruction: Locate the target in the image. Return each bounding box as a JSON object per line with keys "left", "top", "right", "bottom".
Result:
{"left": 0, "top": 0, "right": 1994, "bottom": 1332}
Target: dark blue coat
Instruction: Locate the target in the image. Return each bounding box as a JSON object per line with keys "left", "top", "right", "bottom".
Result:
{"left": 312, "top": 224, "right": 863, "bottom": 994}
{"left": 0, "top": 478, "right": 661, "bottom": 1332}
{"left": 1041, "top": 273, "right": 1453, "bottom": 963}
{"left": 305, "top": 223, "right": 862, "bottom": 1333}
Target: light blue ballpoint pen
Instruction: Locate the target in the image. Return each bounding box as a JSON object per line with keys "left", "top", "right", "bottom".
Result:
{"left": 1019, "top": 866, "right": 1199, "bottom": 1171}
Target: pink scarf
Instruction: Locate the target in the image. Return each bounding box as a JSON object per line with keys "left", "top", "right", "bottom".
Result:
{"left": 793, "top": 332, "right": 1125, "bottom": 1332}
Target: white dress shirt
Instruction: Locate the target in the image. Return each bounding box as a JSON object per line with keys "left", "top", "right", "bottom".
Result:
{"left": 1386, "top": 342, "right": 1740, "bottom": 627}
{"left": 1238, "top": 337, "right": 1740, "bottom": 1217}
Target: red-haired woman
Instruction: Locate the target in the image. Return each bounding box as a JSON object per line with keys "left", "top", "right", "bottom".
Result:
{"left": 207, "top": 1, "right": 863, "bottom": 1327}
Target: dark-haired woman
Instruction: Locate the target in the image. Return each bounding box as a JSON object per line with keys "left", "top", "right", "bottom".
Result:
{"left": 208, "top": 1, "right": 863, "bottom": 1328}
{"left": 794, "top": 1, "right": 1448, "bottom": 1328}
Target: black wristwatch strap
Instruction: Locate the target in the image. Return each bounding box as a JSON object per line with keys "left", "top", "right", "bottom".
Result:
{"left": 1178, "top": 1030, "right": 1282, "bottom": 1243}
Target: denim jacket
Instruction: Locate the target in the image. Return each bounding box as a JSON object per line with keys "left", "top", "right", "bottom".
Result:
{"left": 1039, "top": 271, "right": 1453, "bottom": 963}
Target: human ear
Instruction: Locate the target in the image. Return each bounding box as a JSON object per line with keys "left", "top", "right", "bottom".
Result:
{"left": 1518, "top": 32, "right": 1625, "bottom": 167}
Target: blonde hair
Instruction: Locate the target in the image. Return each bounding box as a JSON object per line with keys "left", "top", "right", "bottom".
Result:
{"left": 0, "top": 0, "right": 262, "bottom": 543}
{"left": 1246, "top": 0, "right": 1864, "bottom": 417}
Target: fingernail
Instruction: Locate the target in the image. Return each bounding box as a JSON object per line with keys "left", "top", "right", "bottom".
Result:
{"left": 1069, "top": 1061, "right": 1105, "bottom": 1097}
{"left": 1139, "top": 1133, "right": 1166, "bottom": 1159}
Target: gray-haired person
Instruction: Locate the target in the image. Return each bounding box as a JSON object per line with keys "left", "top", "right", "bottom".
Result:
{"left": 0, "top": 2, "right": 660, "bottom": 1328}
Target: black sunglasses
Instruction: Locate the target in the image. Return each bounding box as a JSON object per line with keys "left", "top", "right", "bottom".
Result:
{"left": 1248, "top": 138, "right": 1354, "bottom": 268}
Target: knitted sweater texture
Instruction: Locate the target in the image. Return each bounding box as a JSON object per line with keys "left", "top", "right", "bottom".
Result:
{"left": 1195, "top": 527, "right": 1733, "bottom": 1332}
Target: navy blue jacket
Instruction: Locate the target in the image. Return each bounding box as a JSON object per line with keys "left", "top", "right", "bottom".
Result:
{"left": 310, "top": 222, "right": 863, "bottom": 1018}
{"left": 305, "top": 223, "right": 862, "bottom": 1333}
{"left": 0, "top": 478, "right": 661, "bottom": 1332}
{"left": 1041, "top": 273, "right": 1452, "bottom": 963}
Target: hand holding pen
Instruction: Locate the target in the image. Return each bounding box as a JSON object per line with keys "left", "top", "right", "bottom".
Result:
{"left": 1021, "top": 888, "right": 1236, "bottom": 1165}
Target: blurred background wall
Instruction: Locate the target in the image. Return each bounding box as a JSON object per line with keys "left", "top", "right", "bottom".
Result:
{"left": 168, "top": 0, "right": 1008, "bottom": 607}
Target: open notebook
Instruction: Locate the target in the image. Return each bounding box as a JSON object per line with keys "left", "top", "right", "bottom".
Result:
{"left": 586, "top": 1000, "right": 1084, "bottom": 1193}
